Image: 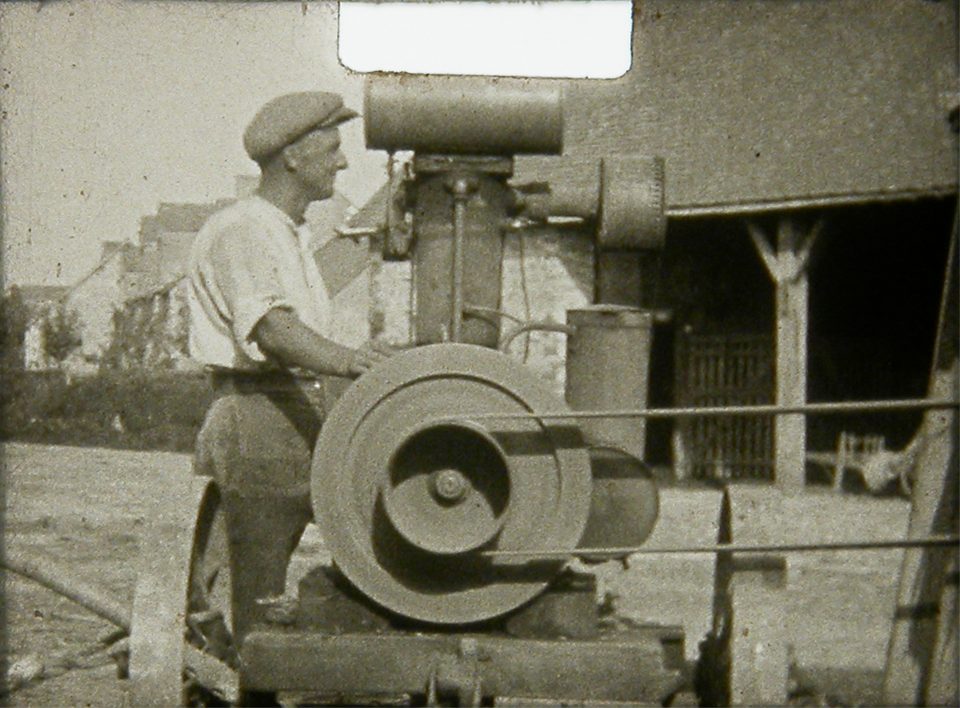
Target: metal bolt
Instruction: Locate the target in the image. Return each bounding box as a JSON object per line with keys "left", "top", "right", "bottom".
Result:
{"left": 446, "top": 174, "right": 478, "bottom": 199}
{"left": 432, "top": 469, "right": 469, "bottom": 503}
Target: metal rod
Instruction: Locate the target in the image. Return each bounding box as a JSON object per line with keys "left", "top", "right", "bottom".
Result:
{"left": 459, "top": 397, "right": 959, "bottom": 422}
{"left": 483, "top": 534, "right": 960, "bottom": 560}
{"left": 335, "top": 225, "right": 380, "bottom": 240}
{"left": 499, "top": 321, "right": 576, "bottom": 352}
{"left": 450, "top": 179, "right": 470, "bottom": 342}
{"left": 463, "top": 304, "right": 526, "bottom": 326}
{"left": 928, "top": 203, "right": 958, "bottom": 389}
{"left": 451, "top": 199, "right": 465, "bottom": 341}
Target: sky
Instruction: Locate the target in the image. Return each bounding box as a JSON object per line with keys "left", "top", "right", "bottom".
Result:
{"left": 0, "top": 1, "right": 385, "bottom": 287}
{"left": 0, "top": 0, "right": 632, "bottom": 288}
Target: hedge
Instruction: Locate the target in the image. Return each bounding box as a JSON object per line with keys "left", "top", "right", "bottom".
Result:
{"left": 0, "top": 368, "right": 214, "bottom": 452}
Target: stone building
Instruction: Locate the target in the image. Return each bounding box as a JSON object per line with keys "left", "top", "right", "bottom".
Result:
{"left": 102, "top": 189, "right": 367, "bottom": 369}
{"left": 58, "top": 202, "right": 226, "bottom": 366}
{"left": 100, "top": 276, "right": 192, "bottom": 371}
{"left": 21, "top": 241, "right": 132, "bottom": 370}
{"left": 20, "top": 201, "right": 227, "bottom": 369}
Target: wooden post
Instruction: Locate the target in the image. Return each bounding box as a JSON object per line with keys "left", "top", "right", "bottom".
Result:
{"left": 883, "top": 219, "right": 959, "bottom": 705}
{"left": 727, "top": 554, "right": 789, "bottom": 706}
{"left": 708, "top": 488, "right": 791, "bottom": 706}
{"left": 748, "top": 219, "right": 820, "bottom": 493}
{"left": 882, "top": 360, "right": 958, "bottom": 705}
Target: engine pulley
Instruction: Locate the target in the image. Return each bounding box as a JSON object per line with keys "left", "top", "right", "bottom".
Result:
{"left": 312, "top": 344, "right": 592, "bottom": 624}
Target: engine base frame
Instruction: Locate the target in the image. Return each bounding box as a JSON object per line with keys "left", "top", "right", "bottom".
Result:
{"left": 240, "top": 626, "right": 685, "bottom": 706}
{"left": 239, "top": 567, "right": 686, "bottom": 705}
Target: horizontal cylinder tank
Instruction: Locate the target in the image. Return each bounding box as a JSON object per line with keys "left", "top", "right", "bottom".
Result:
{"left": 365, "top": 75, "right": 563, "bottom": 156}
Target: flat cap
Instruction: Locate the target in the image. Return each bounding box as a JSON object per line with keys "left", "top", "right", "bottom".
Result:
{"left": 243, "top": 92, "right": 357, "bottom": 162}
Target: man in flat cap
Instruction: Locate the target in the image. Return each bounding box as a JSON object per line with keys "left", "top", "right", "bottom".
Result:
{"left": 187, "top": 92, "right": 394, "bottom": 644}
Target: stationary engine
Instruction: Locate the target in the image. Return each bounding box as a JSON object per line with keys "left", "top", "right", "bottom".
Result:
{"left": 132, "top": 76, "right": 685, "bottom": 707}
{"left": 310, "top": 76, "right": 668, "bottom": 628}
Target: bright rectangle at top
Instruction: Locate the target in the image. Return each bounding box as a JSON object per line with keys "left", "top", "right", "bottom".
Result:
{"left": 338, "top": 1, "right": 633, "bottom": 79}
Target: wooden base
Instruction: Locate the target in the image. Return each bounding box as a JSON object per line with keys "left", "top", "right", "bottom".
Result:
{"left": 241, "top": 628, "right": 685, "bottom": 705}
{"left": 245, "top": 567, "right": 687, "bottom": 705}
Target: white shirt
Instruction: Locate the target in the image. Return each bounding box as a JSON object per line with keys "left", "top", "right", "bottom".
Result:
{"left": 187, "top": 196, "right": 331, "bottom": 370}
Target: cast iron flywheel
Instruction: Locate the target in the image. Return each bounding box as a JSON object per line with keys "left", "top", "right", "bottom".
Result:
{"left": 312, "top": 343, "right": 592, "bottom": 624}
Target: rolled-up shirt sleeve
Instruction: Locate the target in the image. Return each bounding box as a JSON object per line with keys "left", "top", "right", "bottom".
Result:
{"left": 205, "top": 221, "right": 294, "bottom": 361}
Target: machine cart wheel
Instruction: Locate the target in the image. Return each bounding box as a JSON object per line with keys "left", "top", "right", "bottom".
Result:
{"left": 129, "top": 475, "right": 239, "bottom": 706}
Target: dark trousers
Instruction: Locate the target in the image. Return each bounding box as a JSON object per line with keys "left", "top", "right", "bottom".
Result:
{"left": 193, "top": 374, "right": 329, "bottom": 642}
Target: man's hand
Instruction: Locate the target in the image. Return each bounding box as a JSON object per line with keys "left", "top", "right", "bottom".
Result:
{"left": 346, "top": 339, "right": 401, "bottom": 377}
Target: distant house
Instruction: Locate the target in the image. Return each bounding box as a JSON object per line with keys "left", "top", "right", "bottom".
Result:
{"left": 20, "top": 284, "right": 70, "bottom": 369}
{"left": 62, "top": 241, "right": 134, "bottom": 365}
{"left": 17, "top": 201, "right": 226, "bottom": 370}
{"left": 18, "top": 284, "right": 70, "bottom": 312}
{"left": 75, "top": 201, "right": 228, "bottom": 368}
{"left": 22, "top": 243, "right": 132, "bottom": 370}
{"left": 101, "top": 276, "right": 194, "bottom": 371}
{"left": 21, "top": 180, "right": 367, "bottom": 371}
{"left": 58, "top": 203, "right": 226, "bottom": 366}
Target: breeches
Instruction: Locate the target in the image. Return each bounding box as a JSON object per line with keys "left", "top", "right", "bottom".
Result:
{"left": 193, "top": 386, "right": 325, "bottom": 641}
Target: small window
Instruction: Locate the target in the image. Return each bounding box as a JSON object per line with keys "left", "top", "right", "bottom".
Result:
{"left": 338, "top": 1, "right": 632, "bottom": 79}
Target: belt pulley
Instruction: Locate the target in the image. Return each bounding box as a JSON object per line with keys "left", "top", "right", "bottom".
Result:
{"left": 311, "top": 344, "right": 592, "bottom": 624}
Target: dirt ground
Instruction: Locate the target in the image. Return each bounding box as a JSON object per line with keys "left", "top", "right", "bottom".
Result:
{"left": 2, "top": 443, "right": 910, "bottom": 706}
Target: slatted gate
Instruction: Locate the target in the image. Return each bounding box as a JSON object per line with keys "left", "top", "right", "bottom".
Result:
{"left": 674, "top": 333, "right": 774, "bottom": 481}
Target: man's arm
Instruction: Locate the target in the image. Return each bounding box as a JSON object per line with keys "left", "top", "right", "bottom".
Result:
{"left": 253, "top": 307, "right": 392, "bottom": 378}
